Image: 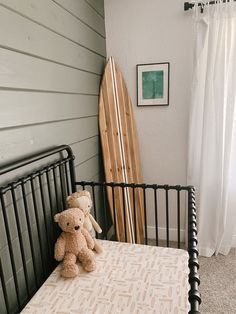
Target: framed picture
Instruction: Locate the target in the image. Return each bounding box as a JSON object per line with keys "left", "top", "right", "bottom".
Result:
{"left": 136, "top": 62, "right": 170, "bottom": 106}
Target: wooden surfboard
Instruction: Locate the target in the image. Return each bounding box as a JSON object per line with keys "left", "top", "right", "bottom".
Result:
{"left": 99, "top": 57, "right": 144, "bottom": 244}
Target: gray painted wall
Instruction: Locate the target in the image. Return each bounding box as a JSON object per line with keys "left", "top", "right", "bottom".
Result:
{"left": 0, "top": 0, "right": 106, "bottom": 182}
{"left": 0, "top": 1, "right": 106, "bottom": 312}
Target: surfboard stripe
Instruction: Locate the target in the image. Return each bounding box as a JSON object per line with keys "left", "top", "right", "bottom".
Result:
{"left": 109, "top": 58, "right": 130, "bottom": 240}
{"left": 110, "top": 57, "right": 134, "bottom": 243}
{"left": 102, "top": 67, "right": 125, "bottom": 241}
{"left": 100, "top": 66, "right": 126, "bottom": 242}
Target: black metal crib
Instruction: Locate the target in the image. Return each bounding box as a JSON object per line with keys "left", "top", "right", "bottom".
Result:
{"left": 0, "top": 145, "right": 201, "bottom": 314}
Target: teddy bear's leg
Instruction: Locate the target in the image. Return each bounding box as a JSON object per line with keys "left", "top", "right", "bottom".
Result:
{"left": 78, "top": 248, "right": 96, "bottom": 272}
{"left": 93, "top": 238, "right": 103, "bottom": 254}
{"left": 61, "top": 252, "right": 78, "bottom": 278}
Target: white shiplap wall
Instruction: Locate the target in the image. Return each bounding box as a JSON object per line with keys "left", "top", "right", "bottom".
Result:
{"left": 0, "top": 0, "right": 106, "bottom": 181}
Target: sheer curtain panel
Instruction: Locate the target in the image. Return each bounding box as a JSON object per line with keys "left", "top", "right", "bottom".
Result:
{"left": 187, "top": 0, "right": 236, "bottom": 257}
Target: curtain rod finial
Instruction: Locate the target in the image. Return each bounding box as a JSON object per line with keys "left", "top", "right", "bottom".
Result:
{"left": 184, "top": 2, "right": 194, "bottom": 11}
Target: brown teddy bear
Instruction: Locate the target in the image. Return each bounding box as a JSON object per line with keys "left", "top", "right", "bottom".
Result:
{"left": 54, "top": 207, "right": 96, "bottom": 278}
{"left": 67, "top": 190, "right": 103, "bottom": 253}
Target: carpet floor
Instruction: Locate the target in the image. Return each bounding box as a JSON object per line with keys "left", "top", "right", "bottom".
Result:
{"left": 199, "top": 248, "right": 236, "bottom": 314}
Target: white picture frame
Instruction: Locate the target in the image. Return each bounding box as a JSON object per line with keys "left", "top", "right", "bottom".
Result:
{"left": 137, "top": 62, "right": 170, "bottom": 106}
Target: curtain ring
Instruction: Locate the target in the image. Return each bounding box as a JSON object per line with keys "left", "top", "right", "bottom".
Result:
{"left": 193, "top": 0, "right": 199, "bottom": 18}
{"left": 200, "top": 2, "right": 204, "bottom": 13}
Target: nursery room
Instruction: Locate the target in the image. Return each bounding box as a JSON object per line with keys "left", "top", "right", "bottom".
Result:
{"left": 0, "top": 0, "right": 236, "bottom": 313}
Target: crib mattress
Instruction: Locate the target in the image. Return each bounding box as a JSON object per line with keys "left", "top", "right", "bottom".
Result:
{"left": 21, "top": 240, "right": 189, "bottom": 314}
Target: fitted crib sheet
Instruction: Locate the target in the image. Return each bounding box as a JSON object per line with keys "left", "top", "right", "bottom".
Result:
{"left": 21, "top": 240, "right": 189, "bottom": 314}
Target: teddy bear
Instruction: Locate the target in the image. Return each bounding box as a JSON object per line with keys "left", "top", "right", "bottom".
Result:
{"left": 54, "top": 207, "right": 96, "bottom": 278}
{"left": 67, "top": 190, "right": 103, "bottom": 253}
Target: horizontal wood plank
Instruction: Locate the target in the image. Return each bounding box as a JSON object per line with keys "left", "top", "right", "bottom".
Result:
{"left": 0, "top": 92, "right": 98, "bottom": 129}
{"left": 0, "top": 48, "right": 100, "bottom": 94}
{"left": 0, "top": 117, "right": 98, "bottom": 163}
{"left": 87, "top": 171, "right": 103, "bottom": 182}
{"left": 71, "top": 136, "right": 99, "bottom": 165}
{"left": 0, "top": 0, "right": 106, "bottom": 56}
{"left": 53, "top": 0, "right": 105, "bottom": 37}
{"left": 85, "top": 0, "right": 104, "bottom": 17}
{"left": 0, "top": 6, "right": 105, "bottom": 74}
{"left": 75, "top": 155, "right": 100, "bottom": 181}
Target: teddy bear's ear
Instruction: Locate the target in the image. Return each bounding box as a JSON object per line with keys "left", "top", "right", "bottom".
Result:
{"left": 83, "top": 190, "right": 91, "bottom": 199}
{"left": 54, "top": 213, "right": 60, "bottom": 223}
{"left": 66, "top": 195, "right": 72, "bottom": 202}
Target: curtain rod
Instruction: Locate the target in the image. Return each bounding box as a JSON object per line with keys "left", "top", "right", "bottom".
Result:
{"left": 184, "top": 0, "right": 236, "bottom": 11}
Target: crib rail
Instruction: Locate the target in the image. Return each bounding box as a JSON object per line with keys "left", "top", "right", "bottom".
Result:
{"left": 0, "top": 145, "right": 76, "bottom": 314}
{"left": 76, "top": 181, "right": 201, "bottom": 314}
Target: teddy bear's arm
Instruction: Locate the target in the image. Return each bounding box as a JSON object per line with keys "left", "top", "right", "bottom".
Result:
{"left": 54, "top": 235, "right": 66, "bottom": 261}
{"left": 88, "top": 214, "right": 102, "bottom": 234}
{"left": 81, "top": 228, "right": 95, "bottom": 250}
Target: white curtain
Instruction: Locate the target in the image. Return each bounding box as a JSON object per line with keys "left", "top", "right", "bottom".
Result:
{"left": 187, "top": 0, "right": 236, "bottom": 257}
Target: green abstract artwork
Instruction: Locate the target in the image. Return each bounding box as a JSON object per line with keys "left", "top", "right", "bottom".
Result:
{"left": 142, "top": 70, "right": 164, "bottom": 99}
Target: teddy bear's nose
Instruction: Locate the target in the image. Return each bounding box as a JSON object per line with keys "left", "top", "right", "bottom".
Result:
{"left": 74, "top": 225, "right": 80, "bottom": 230}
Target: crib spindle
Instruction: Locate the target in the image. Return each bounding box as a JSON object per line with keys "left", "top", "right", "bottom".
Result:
{"left": 29, "top": 177, "right": 46, "bottom": 279}
{"left": 52, "top": 167, "right": 60, "bottom": 212}
{"left": 0, "top": 257, "right": 9, "bottom": 313}
{"left": 120, "top": 185, "right": 127, "bottom": 242}
{"left": 20, "top": 181, "right": 39, "bottom": 290}
{"left": 142, "top": 186, "right": 148, "bottom": 245}
{"left": 177, "top": 188, "right": 181, "bottom": 248}
{"left": 59, "top": 164, "right": 66, "bottom": 209}
{"left": 102, "top": 184, "right": 108, "bottom": 240}
{"left": 45, "top": 169, "right": 56, "bottom": 238}
{"left": 10, "top": 187, "right": 30, "bottom": 299}
{"left": 165, "top": 187, "right": 170, "bottom": 247}
{"left": 64, "top": 162, "right": 70, "bottom": 197}
{"left": 111, "top": 184, "right": 117, "bottom": 241}
{"left": 38, "top": 174, "right": 52, "bottom": 270}
{"left": 0, "top": 191, "right": 21, "bottom": 312}
{"left": 91, "top": 184, "right": 98, "bottom": 224}
{"left": 132, "top": 185, "right": 137, "bottom": 243}
{"left": 154, "top": 187, "right": 159, "bottom": 247}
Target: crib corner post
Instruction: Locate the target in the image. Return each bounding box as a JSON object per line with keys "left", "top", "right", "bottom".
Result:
{"left": 187, "top": 186, "right": 201, "bottom": 313}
